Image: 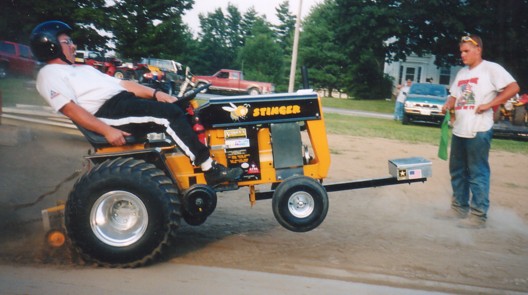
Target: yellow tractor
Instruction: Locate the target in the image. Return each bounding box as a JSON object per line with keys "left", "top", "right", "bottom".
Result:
{"left": 43, "top": 86, "right": 431, "bottom": 267}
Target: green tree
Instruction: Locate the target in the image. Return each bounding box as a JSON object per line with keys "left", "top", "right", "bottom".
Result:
{"left": 334, "top": 0, "right": 399, "bottom": 99}
{"left": 300, "top": 0, "right": 347, "bottom": 94}
{"left": 274, "top": 0, "right": 296, "bottom": 91}
{"left": 225, "top": 4, "right": 244, "bottom": 49}
{"left": 240, "top": 7, "right": 260, "bottom": 39}
{"left": 274, "top": 0, "right": 295, "bottom": 51}
{"left": 196, "top": 7, "right": 235, "bottom": 72}
{"left": 107, "top": 0, "right": 193, "bottom": 60}
{"left": 0, "top": 0, "right": 109, "bottom": 50}
{"left": 237, "top": 23, "right": 284, "bottom": 85}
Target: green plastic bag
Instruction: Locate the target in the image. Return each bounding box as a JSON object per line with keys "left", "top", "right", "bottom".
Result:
{"left": 438, "top": 111, "right": 451, "bottom": 160}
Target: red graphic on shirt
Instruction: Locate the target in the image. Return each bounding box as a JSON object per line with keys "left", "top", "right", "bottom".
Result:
{"left": 457, "top": 77, "right": 479, "bottom": 86}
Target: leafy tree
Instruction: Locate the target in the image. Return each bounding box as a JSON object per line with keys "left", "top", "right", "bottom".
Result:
{"left": 225, "top": 4, "right": 244, "bottom": 49}
{"left": 240, "top": 7, "right": 261, "bottom": 39}
{"left": 195, "top": 5, "right": 275, "bottom": 75}
{"left": 274, "top": 0, "right": 296, "bottom": 91}
{"left": 384, "top": 0, "right": 528, "bottom": 92}
{"left": 195, "top": 7, "right": 236, "bottom": 72}
{"left": 300, "top": 0, "right": 347, "bottom": 94}
{"left": 107, "top": 0, "right": 194, "bottom": 60}
{"left": 274, "top": 0, "right": 296, "bottom": 51}
{"left": 0, "top": 0, "right": 109, "bottom": 50}
{"left": 237, "top": 22, "right": 284, "bottom": 85}
{"left": 334, "top": 0, "right": 399, "bottom": 99}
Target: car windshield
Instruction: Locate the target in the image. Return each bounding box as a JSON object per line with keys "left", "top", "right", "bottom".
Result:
{"left": 409, "top": 84, "right": 447, "bottom": 97}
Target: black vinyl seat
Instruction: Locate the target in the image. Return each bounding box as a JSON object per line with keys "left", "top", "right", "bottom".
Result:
{"left": 74, "top": 123, "right": 142, "bottom": 148}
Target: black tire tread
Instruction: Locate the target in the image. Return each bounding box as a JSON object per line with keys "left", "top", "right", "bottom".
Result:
{"left": 65, "top": 157, "right": 180, "bottom": 267}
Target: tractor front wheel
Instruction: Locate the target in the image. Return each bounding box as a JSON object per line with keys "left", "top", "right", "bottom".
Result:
{"left": 65, "top": 157, "right": 180, "bottom": 267}
{"left": 272, "top": 176, "right": 329, "bottom": 232}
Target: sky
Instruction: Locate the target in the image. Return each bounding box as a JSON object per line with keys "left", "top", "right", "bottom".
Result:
{"left": 182, "top": 0, "right": 321, "bottom": 35}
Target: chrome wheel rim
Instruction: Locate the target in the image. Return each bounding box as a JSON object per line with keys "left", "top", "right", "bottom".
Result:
{"left": 288, "top": 191, "right": 315, "bottom": 218}
{"left": 90, "top": 191, "right": 148, "bottom": 247}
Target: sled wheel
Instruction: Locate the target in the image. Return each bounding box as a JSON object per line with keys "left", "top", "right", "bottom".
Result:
{"left": 65, "top": 157, "right": 180, "bottom": 267}
{"left": 272, "top": 176, "right": 329, "bottom": 232}
{"left": 512, "top": 105, "right": 527, "bottom": 126}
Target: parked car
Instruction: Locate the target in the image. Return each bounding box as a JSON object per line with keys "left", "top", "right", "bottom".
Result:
{"left": 192, "top": 69, "right": 274, "bottom": 95}
{"left": 402, "top": 83, "right": 448, "bottom": 125}
{"left": 0, "top": 40, "right": 37, "bottom": 78}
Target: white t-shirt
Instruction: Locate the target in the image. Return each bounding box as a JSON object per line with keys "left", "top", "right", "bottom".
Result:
{"left": 449, "top": 60, "right": 516, "bottom": 138}
{"left": 36, "top": 64, "right": 125, "bottom": 114}
{"left": 396, "top": 85, "right": 409, "bottom": 103}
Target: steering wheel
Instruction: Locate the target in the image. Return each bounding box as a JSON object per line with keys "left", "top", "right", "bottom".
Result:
{"left": 175, "top": 83, "right": 211, "bottom": 104}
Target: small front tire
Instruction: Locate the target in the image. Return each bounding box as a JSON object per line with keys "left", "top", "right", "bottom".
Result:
{"left": 272, "top": 176, "right": 329, "bottom": 232}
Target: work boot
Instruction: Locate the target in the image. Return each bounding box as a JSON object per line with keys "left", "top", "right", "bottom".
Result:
{"left": 434, "top": 208, "right": 468, "bottom": 220}
{"left": 457, "top": 214, "right": 486, "bottom": 229}
{"left": 204, "top": 161, "right": 243, "bottom": 185}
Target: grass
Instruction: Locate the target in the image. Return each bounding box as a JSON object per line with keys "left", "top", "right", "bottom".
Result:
{"left": 321, "top": 97, "right": 395, "bottom": 114}
{"left": 321, "top": 96, "right": 527, "bottom": 154}
{"left": 1, "top": 77, "right": 526, "bottom": 154}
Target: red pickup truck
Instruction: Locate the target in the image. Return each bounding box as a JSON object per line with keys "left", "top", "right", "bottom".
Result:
{"left": 192, "top": 69, "right": 274, "bottom": 95}
{"left": 0, "top": 40, "right": 37, "bottom": 79}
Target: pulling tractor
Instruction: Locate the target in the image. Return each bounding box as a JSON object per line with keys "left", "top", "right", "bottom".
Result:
{"left": 43, "top": 86, "right": 431, "bottom": 267}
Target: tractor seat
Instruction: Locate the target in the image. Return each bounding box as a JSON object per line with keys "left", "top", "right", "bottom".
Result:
{"left": 74, "top": 123, "right": 142, "bottom": 148}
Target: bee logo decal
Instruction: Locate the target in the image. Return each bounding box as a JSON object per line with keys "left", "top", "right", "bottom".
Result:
{"left": 222, "top": 103, "right": 250, "bottom": 121}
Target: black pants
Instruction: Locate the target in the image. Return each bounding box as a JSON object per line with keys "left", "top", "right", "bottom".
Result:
{"left": 94, "top": 91, "right": 209, "bottom": 165}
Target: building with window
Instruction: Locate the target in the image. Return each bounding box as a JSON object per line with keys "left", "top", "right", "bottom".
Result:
{"left": 384, "top": 54, "right": 462, "bottom": 87}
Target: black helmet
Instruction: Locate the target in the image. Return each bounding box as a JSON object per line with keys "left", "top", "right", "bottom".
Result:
{"left": 30, "top": 20, "right": 72, "bottom": 62}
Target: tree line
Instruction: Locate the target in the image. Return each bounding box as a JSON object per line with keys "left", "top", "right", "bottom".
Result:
{"left": 1, "top": 0, "right": 526, "bottom": 98}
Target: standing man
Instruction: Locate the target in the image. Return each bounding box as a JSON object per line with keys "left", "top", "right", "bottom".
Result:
{"left": 394, "top": 79, "right": 412, "bottom": 121}
{"left": 440, "top": 34, "right": 519, "bottom": 228}
{"left": 30, "top": 20, "right": 242, "bottom": 185}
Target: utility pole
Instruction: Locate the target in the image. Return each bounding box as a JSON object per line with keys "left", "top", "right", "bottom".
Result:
{"left": 288, "top": 0, "right": 302, "bottom": 93}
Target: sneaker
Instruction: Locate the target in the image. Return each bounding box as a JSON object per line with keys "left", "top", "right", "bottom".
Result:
{"left": 204, "top": 161, "right": 243, "bottom": 185}
{"left": 457, "top": 215, "right": 486, "bottom": 229}
{"left": 434, "top": 208, "right": 468, "bottom": 220}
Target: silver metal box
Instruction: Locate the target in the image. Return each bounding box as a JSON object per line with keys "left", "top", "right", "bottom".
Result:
{"left": 388, "top": 157, "right": 432, "bottom": 181}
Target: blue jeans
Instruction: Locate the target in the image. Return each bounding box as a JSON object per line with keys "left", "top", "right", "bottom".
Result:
{"left": 394, "top": 101, "right": 404, "bottom": 121}
{"left": 449, "top": 129, "right": 493, "bottom": 219}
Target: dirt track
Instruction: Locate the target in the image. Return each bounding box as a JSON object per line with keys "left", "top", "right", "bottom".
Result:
{"left": 0, "top": 123, "right": 527, "bottom": 294}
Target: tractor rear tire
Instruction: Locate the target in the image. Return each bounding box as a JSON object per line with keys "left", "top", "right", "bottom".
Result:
{"left": 65, "top": 157, "right": 180, "bottom": 267}
{"left": 272, "top": 176, "right": 328, "bottom": 232}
